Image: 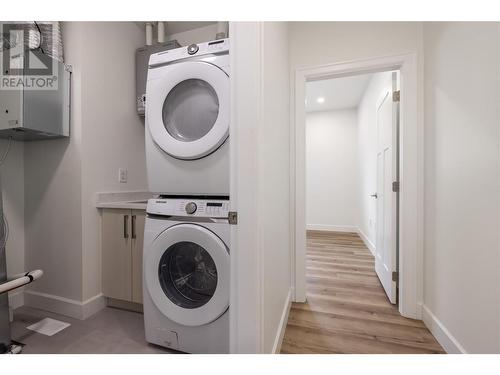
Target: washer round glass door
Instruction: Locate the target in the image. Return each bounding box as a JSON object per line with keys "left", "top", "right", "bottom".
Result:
{"left": 144, "top": 223, "right": 229, "bottom": 326}
{"left": 146, "top": 61, "right": 229, "bottom": 160}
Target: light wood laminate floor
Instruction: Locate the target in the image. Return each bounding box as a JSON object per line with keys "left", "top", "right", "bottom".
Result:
{"left": 281, "top": 231, "right": 444, "bottom": 354}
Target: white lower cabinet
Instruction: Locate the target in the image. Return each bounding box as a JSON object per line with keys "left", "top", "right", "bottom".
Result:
{"left": 101, "top": 208, "right": 145, "bottom": 305}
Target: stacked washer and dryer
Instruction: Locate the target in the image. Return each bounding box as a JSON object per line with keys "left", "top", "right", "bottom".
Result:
{"left": 143, "top": 39, "right": 230, "bottom": 353}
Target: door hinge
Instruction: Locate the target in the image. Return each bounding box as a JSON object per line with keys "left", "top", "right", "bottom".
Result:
{"left": 228, "top": 211, "right": 238, "bottom": 225}
{"left": 392, "top": 90, "right": 400, "bottom": 102}
{"left": 392, "top": 181, "right": 400, "bottom": 192}
{"left": 392, "top": 271, "right": 399, "bottom": 282}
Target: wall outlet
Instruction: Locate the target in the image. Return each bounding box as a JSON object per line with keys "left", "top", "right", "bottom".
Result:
{"left": 118, "top": 168, "right": 128, "bottom": 183}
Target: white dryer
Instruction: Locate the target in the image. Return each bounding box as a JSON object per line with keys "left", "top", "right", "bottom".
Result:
{"left": 143, "top": 198, "right": 230, "bottom": 353}
{"left": 145, "top": 39, "right": 230, "bottom": 195}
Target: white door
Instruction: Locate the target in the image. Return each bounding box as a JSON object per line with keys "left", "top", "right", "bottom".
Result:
{"left": 375, "top": 73, "right": 399, "bottom": 304}
{"left": 144, "top": 223, "right": 230, "bottom": 326}
{"left": 146, "top": 61, "right": 230, "bottom": 160}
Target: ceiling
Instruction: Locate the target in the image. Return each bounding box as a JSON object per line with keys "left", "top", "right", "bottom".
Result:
{"left": 306, "top": 73, "right": 373, "bottom": 112}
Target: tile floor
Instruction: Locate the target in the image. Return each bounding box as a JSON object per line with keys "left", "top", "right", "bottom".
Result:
{"left": 11, "top": 306, "right": 176, "bottom": 354}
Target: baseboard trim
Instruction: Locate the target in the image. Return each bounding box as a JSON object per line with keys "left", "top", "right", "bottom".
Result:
{"left": 306, "top": 224, "right": 358, "bottom": 233}
{"left": 422, "top": 304, "right": 466, "bottom": 354}
{"left": 24, "top": 290, "right": 106, "bottom": 320}
{"left": 357, "top": 228, "right": 376, "bottom": 256}
{"left": 271, "top": 289, "right": 292, "bottom": 354}
{"left": 106, "top": 297, "right": 143, "bottom": 313}
{"left": 82, "top": 293, "right": 107, "bottom": 319}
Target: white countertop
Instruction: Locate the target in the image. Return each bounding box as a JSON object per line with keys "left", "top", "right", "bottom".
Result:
{"left": 95, "top": 200, "right": 149, "bottom": 210}
{"left": 95, "top": 191, "right": 156, "bottom": 210}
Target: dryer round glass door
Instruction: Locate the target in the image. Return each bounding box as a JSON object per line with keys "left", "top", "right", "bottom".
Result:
{"left": 146, "top": 61, "right": 229, "bottom": 160}
{"left": 144, "top": 223, "right": 229, "bottom": 326}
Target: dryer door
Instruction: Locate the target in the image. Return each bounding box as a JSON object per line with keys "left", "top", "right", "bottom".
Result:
{"left": 144, "top": 223, "right": 229, "bottom": 326}
{"left": 146, "top": 61, "right": 229, "bottom": 160}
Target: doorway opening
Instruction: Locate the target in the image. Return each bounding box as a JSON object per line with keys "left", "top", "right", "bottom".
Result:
{"left": 282, "top": 55, "right": 443, "bottom": 354}
{"left": 303, "top": 70, "right": 400, "bottom": 305}
{"left": 290, "top": 54, "right": 423, "bottom": 320}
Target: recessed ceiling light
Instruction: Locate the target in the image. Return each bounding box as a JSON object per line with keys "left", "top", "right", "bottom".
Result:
{"left": 317, "top": 97, "right": 325, "bottom": 104}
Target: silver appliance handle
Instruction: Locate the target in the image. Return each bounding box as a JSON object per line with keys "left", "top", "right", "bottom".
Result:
{"left": 124, "top": 215, "right": 129, "bottom": 239}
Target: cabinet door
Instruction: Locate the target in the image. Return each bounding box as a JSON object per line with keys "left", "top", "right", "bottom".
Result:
{"left": 131, "top": 210, "right": 146, "bottom": 304}
{"left": 102, "top": 209, "right": 132, "bottom": 301}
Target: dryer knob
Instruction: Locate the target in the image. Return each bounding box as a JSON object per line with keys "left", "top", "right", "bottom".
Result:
{"left": 187, "top": 44, "right": 199, "bottom": 55}
{"left": 185, "top": 202, "right": 197, "bottom": 214}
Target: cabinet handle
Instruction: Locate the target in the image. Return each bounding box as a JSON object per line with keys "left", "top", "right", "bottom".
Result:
{"left": 131, "top": 215, "right": 136, "bottom": 239}
{"left": 124, "top": 215, "right": 129, "bottom": 238}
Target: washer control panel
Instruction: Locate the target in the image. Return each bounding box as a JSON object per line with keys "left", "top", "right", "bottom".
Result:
{"left": 147, "top": 198, "right": 230, "bottom": 218}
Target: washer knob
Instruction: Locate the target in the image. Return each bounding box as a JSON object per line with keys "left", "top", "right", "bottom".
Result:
{"left": 187, "top": 44, "right": 199, "bottom": 55}
{"left": 185, "top": 202, "right": 197, "bottom": 214}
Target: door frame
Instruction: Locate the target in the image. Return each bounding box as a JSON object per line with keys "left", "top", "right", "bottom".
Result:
{"left": 290, "top": 53, "right": 422, "bottom": 319}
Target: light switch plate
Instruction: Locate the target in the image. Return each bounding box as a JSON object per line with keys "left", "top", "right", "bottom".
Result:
{"left": 118, "top": 168, "right": 128, "bottom": 183}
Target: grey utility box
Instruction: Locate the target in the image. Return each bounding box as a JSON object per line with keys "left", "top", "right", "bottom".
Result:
{"left": 136, "top": 40, "right": 181, "bottom": 116}
{"left": 0, "top": 56, "right": 71, "bottom": 141}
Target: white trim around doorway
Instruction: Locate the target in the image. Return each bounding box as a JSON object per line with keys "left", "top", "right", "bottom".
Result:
{"left": 290, "top": 52, "right": 422, "bottom": 320}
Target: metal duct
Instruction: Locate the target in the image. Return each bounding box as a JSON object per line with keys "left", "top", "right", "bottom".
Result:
{"left": 0, "top": 21, "right": 63, "bottom": 62}
{"left": 157, "top": 22, "right": 165, "bottom": 43}
{"left": 145, "top": 22, "right": 153, "bottom": 46}
{"left": 31, "top": 21, "right": 64, "bottom": 62}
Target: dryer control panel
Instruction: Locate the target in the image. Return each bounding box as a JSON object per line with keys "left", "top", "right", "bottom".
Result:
{"left": 149, "top": 38, "right": 229, "bottom": 68}
{"left": 147, "top": 198, "right": 230, "bottom": 218}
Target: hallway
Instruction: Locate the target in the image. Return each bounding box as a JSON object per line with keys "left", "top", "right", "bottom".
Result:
{"left": 281, "top": 231, "right": 444, "bottom": 354}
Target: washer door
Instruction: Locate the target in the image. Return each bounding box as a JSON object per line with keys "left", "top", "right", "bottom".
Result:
{"left": 145, "top": 223, "right": 229, "bottom": 326}
{"left": 147, "top": 61, "right": 229, "bottom": 160}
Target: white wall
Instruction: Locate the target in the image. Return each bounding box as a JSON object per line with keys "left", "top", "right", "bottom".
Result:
{"left": 24, "top": 104, "right": 84, "bottom": 302}
{"left": 166, "top": 23, "right": 219, "bottom": 45}
{"left": 423, "top": 22, "right": 500, "bottom": 354}
{"left": 289, "top": 22, "right": 423, "bottom": 69}
{"left": 356, "top": 71, "right": 393, "bottom": 247}
{"left": 291, "top": 21, "right": 500, "bottom": 354}
{"left": 2, "top": 139, "right": 24, "bottom": 277}
{"left": 79, "top": 22, "right": 147, "bottom": 301}
{"left": 289, "top": 21, "right": 424, "bottom": 303}
{"left": 230, "top": 21, "right": 290, "bottom": 353}
{"left": 229, "top": 22, "right": 261, "bottom": 353}
{"left": 2, "top": 139, "right": 25, "bottom": 307}
{"left": 260, "top": 22, "right": 291, "bottom": 353}
{"left": 306, "top": 109, "right": 358, "bottom": 231}
{"left": 24, "top": 22, "right": 147, "bottom": 311}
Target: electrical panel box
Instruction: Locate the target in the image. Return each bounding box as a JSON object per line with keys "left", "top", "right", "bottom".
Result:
{"left": 0, "top": 55, "right": 71, "bottom": 141}
{"left": 135, "top": 40, "right": 181, "bottom": 116}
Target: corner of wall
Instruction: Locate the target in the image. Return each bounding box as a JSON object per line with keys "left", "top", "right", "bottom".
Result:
{"left": 357, "top": 227, "right": 375, "bottom": 256}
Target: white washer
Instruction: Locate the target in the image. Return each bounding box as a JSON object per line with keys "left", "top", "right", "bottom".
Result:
{"left": 143, "top": 198, "right": 230, "bottom": 353}
{"left": 145, "top": 39, "right": 230, "bottom": 195}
